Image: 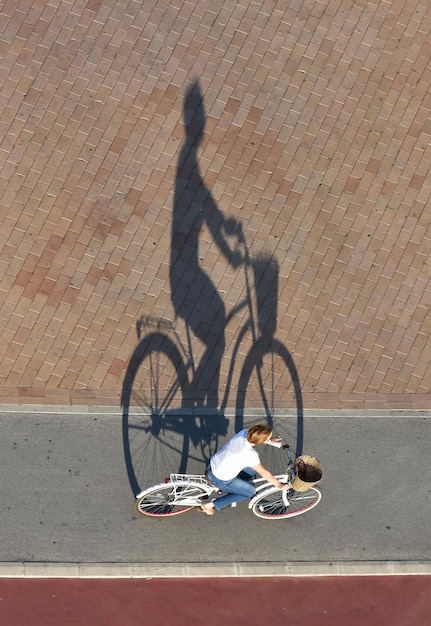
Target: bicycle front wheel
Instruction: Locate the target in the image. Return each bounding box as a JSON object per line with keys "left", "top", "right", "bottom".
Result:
{"left": 136, "top": 483, "right": 207, "bottom": 517}
{"left": 251, "top": 486, "right": 321, "bottom": 520}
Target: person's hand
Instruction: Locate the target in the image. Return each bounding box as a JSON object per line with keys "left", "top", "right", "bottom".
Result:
{"left": 266, "top": 436, "right": 283, "bottom": 448}
{"left": 278, "top": 481, "right": 290, "bottom": 490}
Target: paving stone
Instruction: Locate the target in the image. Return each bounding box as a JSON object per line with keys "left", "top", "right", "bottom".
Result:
{"left": 0, "top": 0, "right": 430, "bottom": 410}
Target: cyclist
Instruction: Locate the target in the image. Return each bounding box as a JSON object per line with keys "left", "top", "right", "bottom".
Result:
{"left": 199, "top": 424, "right": 288, "bottom": 515}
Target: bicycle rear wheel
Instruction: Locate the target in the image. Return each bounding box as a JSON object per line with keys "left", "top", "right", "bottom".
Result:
{"left": 251, "top": 486, "right": 321, "bottom": 520}
{"left": 136, "top": 483, "right": 207, "bottom": 517}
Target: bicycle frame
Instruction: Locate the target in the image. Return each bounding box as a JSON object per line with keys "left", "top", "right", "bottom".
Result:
{"left": 135, "top": 475, "right": 289, "bottom": 509}
{"left": 135, "top": 445, "right": 297, "bottom": 509}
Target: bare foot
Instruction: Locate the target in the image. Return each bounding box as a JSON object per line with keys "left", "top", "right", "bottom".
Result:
{"left": 198, "top": 503, "right": 215, "bottom": 516}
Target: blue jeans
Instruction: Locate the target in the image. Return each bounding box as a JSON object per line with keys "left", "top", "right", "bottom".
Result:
{"left": 207, "top": 467, "right": 257, "bottom": 510}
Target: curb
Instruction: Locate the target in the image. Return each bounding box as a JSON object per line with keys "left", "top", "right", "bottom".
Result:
{"left": 0, "top": 561, "right": 430, "bottom": 578}
{"left": 1, "top": 405, "right": 431, "bottom": 418}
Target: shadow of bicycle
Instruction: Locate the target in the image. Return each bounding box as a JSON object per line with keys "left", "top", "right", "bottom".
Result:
{"left": 121, "top": 320, "right": 303, "bottom": 495}
{"left": 121, "top": 79, "right": 303, "bottom": 495}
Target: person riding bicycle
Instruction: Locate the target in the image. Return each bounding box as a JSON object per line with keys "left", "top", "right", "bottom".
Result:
{"left": 199, "top": 424, "right": 288, "bottom": 515}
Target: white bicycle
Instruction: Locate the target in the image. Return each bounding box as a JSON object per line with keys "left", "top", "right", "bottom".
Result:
{"left": 135, "top": 444, "right": 322, "bottom": 520}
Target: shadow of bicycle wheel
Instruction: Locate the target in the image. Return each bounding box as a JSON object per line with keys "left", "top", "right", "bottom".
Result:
{"left": 235, "top": 337, "right": 304, "bottom": 460}
{"left": 121, "top": 332, "right": 192, "bottom": 495}
{"left": 121, "top": 332, "right": 230, "bottom": 495}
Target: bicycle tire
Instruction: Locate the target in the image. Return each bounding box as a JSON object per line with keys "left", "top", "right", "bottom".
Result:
{"left": 136, "top": 483, "right": 208, "bottom": 517}
{"left": 251, "top": 486, "right": 321, "bottom": 520}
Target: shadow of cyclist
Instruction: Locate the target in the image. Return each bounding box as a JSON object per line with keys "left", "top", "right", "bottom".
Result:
{"left": 121, "top": 81, "right": 304, "bottom": 493}
{"left": 170, "top": 80, "right": 244, "bottom": 409}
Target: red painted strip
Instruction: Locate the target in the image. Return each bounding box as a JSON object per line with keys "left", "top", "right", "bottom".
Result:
{"left": 0, "top": 577, "right": 430, "bottom": 626}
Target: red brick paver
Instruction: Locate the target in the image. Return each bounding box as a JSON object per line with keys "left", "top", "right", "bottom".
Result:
{"left": 0, "top": 0, "right": 430, "bottom": 410}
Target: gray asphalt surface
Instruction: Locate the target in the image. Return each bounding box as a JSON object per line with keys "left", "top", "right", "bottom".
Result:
{"left": 1, "top": 407, "right": 430, "bottom": 565}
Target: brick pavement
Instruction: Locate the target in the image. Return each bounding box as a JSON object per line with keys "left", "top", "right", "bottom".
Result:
{"left": 0, "top": 0, "right": 430, "bottom": 410}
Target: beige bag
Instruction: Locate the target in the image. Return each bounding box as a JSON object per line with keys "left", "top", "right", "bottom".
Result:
{"left": 291, "top": 455, "right": 323, "bottom": 492}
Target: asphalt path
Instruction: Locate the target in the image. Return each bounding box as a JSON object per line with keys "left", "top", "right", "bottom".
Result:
{"left": 1, "top": 407, "right": 430, "bottom": 566}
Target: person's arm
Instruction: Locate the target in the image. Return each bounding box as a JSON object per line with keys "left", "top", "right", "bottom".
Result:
{"left": 252, "top": 463, "right": 288, "bottom": 489}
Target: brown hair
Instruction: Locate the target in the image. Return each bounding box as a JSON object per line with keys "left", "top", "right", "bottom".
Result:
{"left": 247, "top": 424, "right": 272, "bottom": 445}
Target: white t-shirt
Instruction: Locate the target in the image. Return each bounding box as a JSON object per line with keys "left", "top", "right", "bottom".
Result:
{"left": 210, "top": 429, "right": 260, "bottom": 480}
